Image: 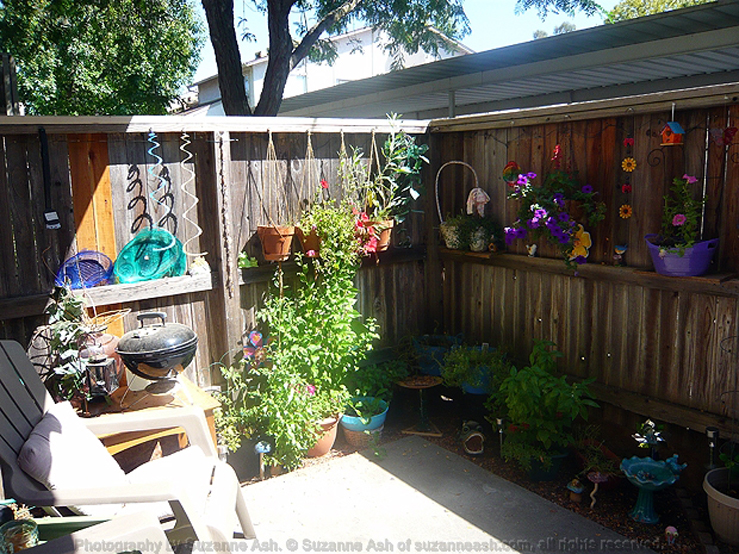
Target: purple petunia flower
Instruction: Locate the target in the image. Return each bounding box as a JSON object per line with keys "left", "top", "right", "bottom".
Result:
{"left": 574, "top": 255, "right": 587, "bottom": 265}
{"left": 683, "top": 174, "right": 698, "bottom": 184}
{"left": 553, "top": 193, "right": 565, "bottom": 207}
{"left": 558, "top": 212, "right": 570, "bottom": 221}
{"left": 516, "top": 174, "right": 528, "bottom": 186}
{"left": 581, "top": 185, "right": 593, "bottom": 194}
{"left": 515, "top": 227, "right": 528, "bottom": 239}
{"left": 672, "top": 214, "right": 687, "bottom": 226}
{"left": 526, "top": 172, "right": 537, "bottom": 180}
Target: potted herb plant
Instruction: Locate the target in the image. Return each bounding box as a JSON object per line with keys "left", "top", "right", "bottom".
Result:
{"left": 645, "top": 174, "right": 718, "bottom": 276}
{"left": 498, "top": 340, "right": 598, "bottom": 480}
{"left": 440, "top": 212, "right": 503, "bottom": 252}
{"left": 340, "top": 359, "right": 408, "bottom": 446}
{"left": 504, "top": 151, "right": 605, "bottom": 269}
{"left": 442, "top": 344, "right": 512, "bottom": 395}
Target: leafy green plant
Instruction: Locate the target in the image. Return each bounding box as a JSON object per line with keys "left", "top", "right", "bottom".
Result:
{"left": 653, "top": 174, "right": 706, "bottom": 253}
{"left": 344, "top": 359, "right": 408, "bottom": 402}
{"left": 442, "top": 345, "right": 512, "bottom": 393}
{"left": 342, "top": 114, "right": 428, "bottom": 225}
{"left": 573, "top": 425, "right": 620, "bottom": 477}
{"left": 441, "top": 212, "right": 503, "bottom": 251}
{"left": 498, "top": 340, "right": 598, "bottom": 470}
{"left": 345, "top": 397, "right": 388, "bottom": 425}
{"left": 237, "top": 252, "right": 259, "bottom": 268}
{"left": 38, "top": 287, "right": 97, "bottom": 404}
{"left": 719, "top": 442, "right": 739, "bottom": 479}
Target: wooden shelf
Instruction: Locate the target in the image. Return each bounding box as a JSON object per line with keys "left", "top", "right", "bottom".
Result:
{"left": 72, "top": 272, "right": 214, "bottom": 305}
{"left": 438, "top": 248, "right": 739, "bottom": 298}
{"left": 0, "top": 273, "right": 214, "bottom": 321}
{"left": 239, "top": 247, "right": 428, "bottom": 286}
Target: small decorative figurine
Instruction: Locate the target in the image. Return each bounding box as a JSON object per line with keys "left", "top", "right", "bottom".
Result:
{"left": 613, "top": 244, "right": 628, "bottom": 266}
{"left": 466, "top": 188, "right": 490, "bottom": 218}
{"left": 567, "top": 479, "right": 585, "bottom": 503}
{"left": 526, "top": 244, "right": 538, "bottom": 257}
{"left": 502, "top": 161, "right": 521, "bottom": 187}
{"left": 665, "top": 526, "right": 678, "bottom": 545}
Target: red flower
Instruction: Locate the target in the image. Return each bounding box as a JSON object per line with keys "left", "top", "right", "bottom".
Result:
{"left": 508, "top": 424, "right": 519, "bottom": 434}
{"left": 623, "top": 137, "right": 634, "bottom": 147}
{"left": 621, "top": 184, "right": 632, "bottom": 193}
{"left": 320, "top": 179, "right": 329, "bottom": 189}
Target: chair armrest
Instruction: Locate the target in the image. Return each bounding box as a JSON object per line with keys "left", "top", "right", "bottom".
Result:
{"left": 81, "top": 406, "right": 217, "bottom": 457}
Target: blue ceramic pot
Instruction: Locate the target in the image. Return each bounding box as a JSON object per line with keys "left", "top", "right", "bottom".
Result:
{"left": 340, "top": 397, "right": 389, "bottom": 432}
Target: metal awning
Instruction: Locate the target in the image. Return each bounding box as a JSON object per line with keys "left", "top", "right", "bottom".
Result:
{"left": 277, "top": 1, "right": 739, "bottom": 119}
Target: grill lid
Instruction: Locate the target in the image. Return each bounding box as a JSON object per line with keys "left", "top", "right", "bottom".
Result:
{"left": 116, "top": 312, "right": 197, "bottom": 356}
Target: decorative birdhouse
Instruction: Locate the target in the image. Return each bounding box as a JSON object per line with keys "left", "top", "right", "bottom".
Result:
{"left": 661, "top": 122, "right": 685, "bottom": 146}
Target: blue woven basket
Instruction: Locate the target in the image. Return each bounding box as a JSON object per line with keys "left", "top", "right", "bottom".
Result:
{"left": 55, "top": 251, "right": 114, "bottom": 289}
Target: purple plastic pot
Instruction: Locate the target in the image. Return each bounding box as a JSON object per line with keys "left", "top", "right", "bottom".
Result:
{"left": 645, "top": 235, "right": 718, "bottom": 277}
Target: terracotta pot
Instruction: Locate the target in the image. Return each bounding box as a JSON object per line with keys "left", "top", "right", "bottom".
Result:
{"left": 296, "top": 227, "right": 321, "bottom": 256}
{"left": 257, "top": 225, "right": 295, "bottom": 262}
{"left": 307, "top": 415, "right": 340, "bottom": 457}
{"left": 370, "top": 220, "right": 394, "bottom": 252}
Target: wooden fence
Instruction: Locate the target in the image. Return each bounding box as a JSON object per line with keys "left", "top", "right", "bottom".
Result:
{"left": 0, "top": 116, "right": 430, "bottom": 388}
{"left": 426, "top": 85, "right": 739, "bottom": 434}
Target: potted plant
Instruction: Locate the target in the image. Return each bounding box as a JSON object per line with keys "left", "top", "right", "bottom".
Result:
{"left": 498, "top": 340, "right": 598, "bottom": 479}
{"left": 412, "top": 334, "right": 464, "bottom": 376}
{"left": 440, "top": 213, "right": 503, "bottom": 252}
{"left": 340, "top": 359, "right": 408, "bottom": 446}
{"left": 645, "top": 173, "right": 718, "bottom": 276}
{"left": 442, "top": 344, "right": 512, "bottom": 395}
{"left": 504, "top": 148, "right": 605, "bottom": 269}
{"left": 255, "top": 197, "right": 378, "bottom": 462}
{"left": 341, "top": 114, "right": 428, "bottom": 255}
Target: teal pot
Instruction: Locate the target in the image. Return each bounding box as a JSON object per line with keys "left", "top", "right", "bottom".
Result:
{"left": 528, "top": 450, "right": 569, "bottom": 481}
{"left": 413, "top": 334, "right": 463, "bottom": 376}
{"left": 341, "top": 398, "right": 389, "bottom": 432}
{"left": 462, "top": 366, "right": 492, "bottom": 395}
{"left": 704, "top": 467, "right": 739, "bottom": 545}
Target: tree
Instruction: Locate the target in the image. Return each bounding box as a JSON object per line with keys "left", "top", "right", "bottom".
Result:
{"left": 203, "top": 0, "right": 607, "bottom": 116}
{"left": 0, "top": 0, "right": 204, "bottom": 115}
{"left": 608, "top": 0, "right": 711, "bottom": 22}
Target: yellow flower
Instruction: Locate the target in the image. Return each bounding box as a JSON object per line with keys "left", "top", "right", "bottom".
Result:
{"left": 569, "top": 224, "right": 592, "bottom": 260}
{"left": 619, "top": 204, "right": 633, "bottom": 219}
{"left": 621, "top": 157, "right": 637, "bottom": 172}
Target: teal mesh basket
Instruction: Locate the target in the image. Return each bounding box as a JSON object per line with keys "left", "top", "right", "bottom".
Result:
{"left": 114, "top": 228, "right": 186, "bottom": 284}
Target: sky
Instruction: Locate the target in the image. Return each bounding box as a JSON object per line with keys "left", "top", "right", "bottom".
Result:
{"left": 193, "top": 0, "right": 621, "bottom": 83}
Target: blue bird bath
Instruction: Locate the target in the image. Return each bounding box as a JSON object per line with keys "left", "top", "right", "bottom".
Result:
{"left": 620, "top": 455, "right": 686, "bottom": 524}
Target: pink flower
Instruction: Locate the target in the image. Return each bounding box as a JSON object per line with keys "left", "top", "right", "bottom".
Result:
{"left": 683, "top": 174, "right": 698, "bottom": 184}
{"left": 320, "top": 179, "right": 329, "bottom": 189}
{"left": 305, "top": 384, "right": 316, "bottom": 396}
{"left": 306, "top": 249, "right": 318, "bottom": 258}
{"left": 672, "top": 214, "right": 687, "bottom": 226}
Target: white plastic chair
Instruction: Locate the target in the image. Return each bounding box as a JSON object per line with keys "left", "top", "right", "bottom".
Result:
{"left": 0, "top": 340, "right": 256, "bottom": 550}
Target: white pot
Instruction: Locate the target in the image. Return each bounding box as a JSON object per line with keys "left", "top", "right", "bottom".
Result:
{"left": 704, "top": 467, "right": 739, "bottom": 545}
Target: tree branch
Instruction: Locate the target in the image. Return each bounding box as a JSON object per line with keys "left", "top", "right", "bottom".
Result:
{"left": 290, "top": 0, "right": 364, "bottom": 70}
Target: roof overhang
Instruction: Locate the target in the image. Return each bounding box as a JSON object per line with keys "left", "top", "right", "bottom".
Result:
{"left": 277, "top": 1, "right": 739, "bottom": 120}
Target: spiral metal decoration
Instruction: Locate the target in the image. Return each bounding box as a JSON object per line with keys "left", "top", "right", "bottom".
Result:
{"left": 179, "top": 132, "right": 206, "bottom": 258}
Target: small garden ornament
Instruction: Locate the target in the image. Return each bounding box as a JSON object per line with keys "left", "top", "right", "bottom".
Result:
{"left": 587, "top": 471, "right": 610, "bottom": 509}
{"left": 567, "top": 478, "right": 584, "bottom": 503}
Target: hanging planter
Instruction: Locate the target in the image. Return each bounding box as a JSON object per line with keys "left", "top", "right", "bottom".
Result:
{"left": 296, "top": 226, "right": 321, "bottom": 257}
{"left": 257, "top": 225, "right": 296, "bottom": 262}
{"left": 372, "top": 220, "right": 394, "bottom": 252}
{"left": 645, "top": 235, "right": 718, "bottom": 277}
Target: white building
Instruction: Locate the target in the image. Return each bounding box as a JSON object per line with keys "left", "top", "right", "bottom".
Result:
{"left": 189, "top": 27, "right": 472, "bottom": 116}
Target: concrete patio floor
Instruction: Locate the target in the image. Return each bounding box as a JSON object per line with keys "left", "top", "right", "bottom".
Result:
{"left": 240, "top": 436, "right": 657, "bottom": 554}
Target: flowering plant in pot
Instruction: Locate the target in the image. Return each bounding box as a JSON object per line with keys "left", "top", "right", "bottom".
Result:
{"left": 645, "top": 174, "right": 717, "bottom": 276}
{"left": 498, "top": 340, "right": 598, "bottom": 476}
{"left": 339, "top": 114, "right": 428, "bottom": 254}
{"left": 504, "top": 167, "right": 605, "bottom": 269}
